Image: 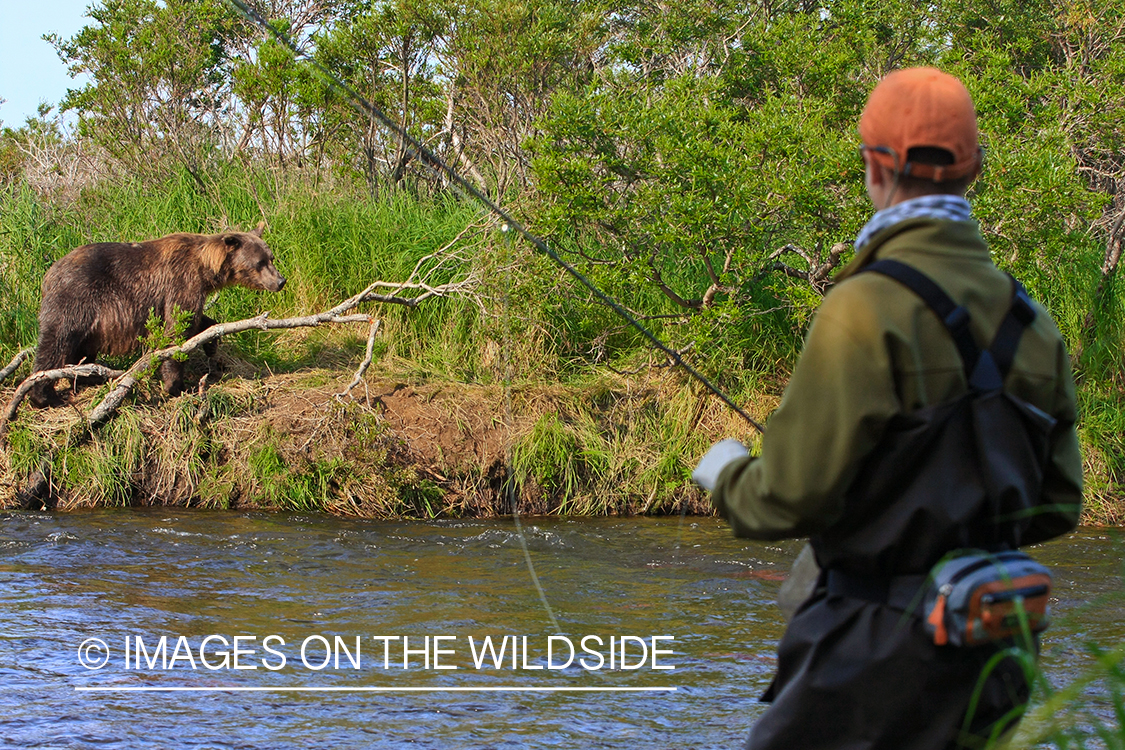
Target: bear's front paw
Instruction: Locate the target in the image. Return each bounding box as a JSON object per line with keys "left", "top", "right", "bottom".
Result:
{"left": 28, "top": 385, "right": 67, "bottom": 409}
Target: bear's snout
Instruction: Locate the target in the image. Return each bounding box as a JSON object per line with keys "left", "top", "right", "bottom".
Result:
{"left": 260, "top": 263, "right": 286, "bottom": 292}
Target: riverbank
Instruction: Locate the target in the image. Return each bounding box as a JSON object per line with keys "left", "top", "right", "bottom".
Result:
{"left": 1, "top": 173, "right": 1120, "bottom": 525}
{"left": 0, "top": 358, "right": 771, "bottom": 518}
{"left": 2, "top": 356, "right": 1120, "bottom": 526}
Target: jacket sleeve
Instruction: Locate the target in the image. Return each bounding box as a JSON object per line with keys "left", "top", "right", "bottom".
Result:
{"left": 710, "top": 283, "right": 900, "bottom": 540}
{"left": 1022, "top": 336, "right": 1083, "bottom": 545}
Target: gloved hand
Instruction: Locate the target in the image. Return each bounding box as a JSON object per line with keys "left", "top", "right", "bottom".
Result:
{"left": 692, "top": 438, "right": 749, "bottom": 492}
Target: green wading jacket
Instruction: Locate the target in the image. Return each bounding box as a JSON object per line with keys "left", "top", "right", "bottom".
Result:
{"left": 712, "top": 218, "right": 1083, "bottom": 543}
{"left": 710, "top": 217, "right": 1084, "bottom": 750}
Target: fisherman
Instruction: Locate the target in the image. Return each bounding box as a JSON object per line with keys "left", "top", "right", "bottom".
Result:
{"left": 693, "top": 67, "right": 1084, "bottom": 749}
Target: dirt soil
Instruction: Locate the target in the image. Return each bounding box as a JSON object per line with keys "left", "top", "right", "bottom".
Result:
{"left": 244, "top": 375, "right": 511, "bottom": 473}
{"left": 251, "top": 373, "right": 521, "bottom": 514}
{"left": 371, "top": 380, "right": 510, "bottom": 479}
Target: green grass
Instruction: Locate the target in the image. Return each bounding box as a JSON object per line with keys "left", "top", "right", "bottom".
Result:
{"left": 1078, "top": 384, "right": 1125, "bottom": 525}
{"left": 0, "top": 163, "right": 1121, "bottom": 521}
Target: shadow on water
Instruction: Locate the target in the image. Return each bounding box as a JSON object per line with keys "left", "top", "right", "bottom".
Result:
{"left": 0, "top": 510, "right": 1120, "bottom": 749}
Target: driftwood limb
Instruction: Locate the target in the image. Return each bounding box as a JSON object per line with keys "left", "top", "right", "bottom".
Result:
{"left": 3, "top": 364, "right": 125, "bottom": 430}
{"left": 337, "top": 318, "right": 382, "bottom": 402}
{"left": 0, "top": 347, "right": 35, "bottom": 383}
{"left": 84, "top": 311, "right": 375, "bottom": 429}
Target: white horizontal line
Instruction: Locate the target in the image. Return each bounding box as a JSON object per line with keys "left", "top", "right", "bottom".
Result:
{"left": 75, "top": 686, "right": 677, "bottom": 693}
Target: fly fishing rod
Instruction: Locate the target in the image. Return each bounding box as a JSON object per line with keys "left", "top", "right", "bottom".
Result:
{"left": 223, "top": 0, "right": 765, "bottom": 435}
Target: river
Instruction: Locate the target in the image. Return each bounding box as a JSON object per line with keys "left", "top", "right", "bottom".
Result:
{"left": 1, "top": 511, "right": 1121, "bottom": 748}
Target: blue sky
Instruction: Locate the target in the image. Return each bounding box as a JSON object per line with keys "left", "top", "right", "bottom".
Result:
{"left": 0, "top": 0, "right": 93, "bottom": 128}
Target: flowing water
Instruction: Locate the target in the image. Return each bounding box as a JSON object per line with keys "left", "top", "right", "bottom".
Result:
{"left": 1, "top": 510, "right": 1121, "bottom": 748}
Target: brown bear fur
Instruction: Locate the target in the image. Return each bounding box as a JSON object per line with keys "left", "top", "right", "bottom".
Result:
{"left": 29, "top": 226, "right": 286, "bottom": 408}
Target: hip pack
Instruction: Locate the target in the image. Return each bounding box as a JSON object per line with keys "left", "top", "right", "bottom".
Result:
{"left": 923, "top": 549, "right": 1052, "bottom": 647}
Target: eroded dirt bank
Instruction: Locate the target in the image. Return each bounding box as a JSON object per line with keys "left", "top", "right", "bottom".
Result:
{"left": 0, "top": 368, "right": 734, "bottom": 518}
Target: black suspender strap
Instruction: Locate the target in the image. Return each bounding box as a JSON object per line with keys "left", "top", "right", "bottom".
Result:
{"left": 861, "top": 259, "right": 1036, "bottom": 390}
{"left": 989, "top": 279, "right": 1036, "bottom": 377}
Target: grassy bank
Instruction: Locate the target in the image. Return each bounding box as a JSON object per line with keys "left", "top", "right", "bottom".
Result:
{"left": 0, "top": 169, "right": 1120, "bottom": 522}
{"left": 0, "top": 366, "right": 762, "bottom": 517}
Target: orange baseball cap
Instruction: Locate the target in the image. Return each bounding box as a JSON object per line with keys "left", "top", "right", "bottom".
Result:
{"left": 859, "top": 67, "right": 981, "bottom": 182}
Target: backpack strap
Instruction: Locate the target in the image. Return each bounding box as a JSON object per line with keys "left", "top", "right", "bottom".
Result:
{"left": 861, "top": 259, "right": 1036, "bottom": 392}
{"left": 863, "top": 260, "right": 982, "bottom": 378}
{"left": 989, "top": 278, "right": 1036, "bottom": 378}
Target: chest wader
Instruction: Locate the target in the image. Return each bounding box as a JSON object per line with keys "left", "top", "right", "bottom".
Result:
{"left": 812, "top": 260, "right": 1057, "bottom": 599}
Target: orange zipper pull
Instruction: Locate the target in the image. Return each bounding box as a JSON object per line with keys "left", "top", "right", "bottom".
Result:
{"left": 928, "top": 593, "right": 949, "bottom": 646}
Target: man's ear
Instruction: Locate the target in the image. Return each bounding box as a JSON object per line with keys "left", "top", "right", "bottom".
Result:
{"left": 864, "top": 152, "right": 889, "bottom": 188}
{"left": 252, "top": 220, "right": 266, "bottom": 237}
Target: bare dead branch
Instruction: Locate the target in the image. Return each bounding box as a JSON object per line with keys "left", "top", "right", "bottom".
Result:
{"left": 3, "top": 364, "right": 126, "bottom": 431}
{"left": 84, "top": 311, "right": 374, "bottom": 429}
{"left": 337, "top": 318, "right": 382, "bottom": 402}
{"left": 0, "top": 348, "right": 35, "bottom": 383}
{"left": 342, "top": 219, "right": 485, "bottom": 313}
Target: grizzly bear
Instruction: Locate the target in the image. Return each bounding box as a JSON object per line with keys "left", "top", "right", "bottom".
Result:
{"left": 29, "top": 226, "right": 286, "bottom": 408}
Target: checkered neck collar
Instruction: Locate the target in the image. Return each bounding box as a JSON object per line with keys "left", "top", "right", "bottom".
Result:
{"left": 854, "top": 195, "right": 973, "bottom": 251}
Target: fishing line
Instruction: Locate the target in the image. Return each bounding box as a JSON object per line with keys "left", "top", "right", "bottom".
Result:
{"left": 500, "top": 223, "right": 562, "bottom": 635}
{"left": 222, "top": 0, "right": 764, "bottom": 635}
{"left": 223, "top": 0, "right": 764, "bottom": 435}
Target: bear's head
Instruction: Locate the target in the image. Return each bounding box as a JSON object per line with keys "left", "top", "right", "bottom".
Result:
{"left": 206, "top": 224, "right": 286, "bottom": 293}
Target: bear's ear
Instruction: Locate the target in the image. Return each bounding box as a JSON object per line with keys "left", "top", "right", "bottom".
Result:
{"left": 224, "top": 234, "right": 242, "bottom": 248}
{"left": 252, "top": 220, "right": 266, "bottom": 237}
{"left": 201, "top": 238, "right": 228, "bottom": 275}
